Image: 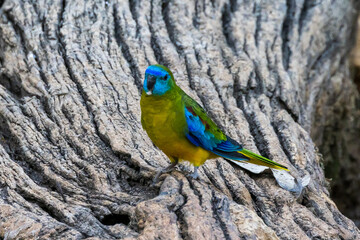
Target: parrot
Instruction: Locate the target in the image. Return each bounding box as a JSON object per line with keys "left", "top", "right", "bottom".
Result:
{"left": 140, "top": 64, "right": 289, "bottom": 182}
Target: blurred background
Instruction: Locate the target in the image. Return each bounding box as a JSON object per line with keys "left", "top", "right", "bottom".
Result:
{"left": 326, "top": 16, "right": 360, "bottom": 227}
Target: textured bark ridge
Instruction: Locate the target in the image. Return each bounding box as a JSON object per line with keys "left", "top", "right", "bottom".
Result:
{"left": 0, "top": 0, "right": 359, "bottom": 239}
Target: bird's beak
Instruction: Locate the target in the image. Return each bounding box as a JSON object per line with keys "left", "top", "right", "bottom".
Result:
{"left": 146, "top": 75, "right": 156, "bottom": 95}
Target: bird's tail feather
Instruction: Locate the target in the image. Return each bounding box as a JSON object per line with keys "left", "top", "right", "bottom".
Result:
{"left": 236, "top": 148, "right": 289, "bottom": 171}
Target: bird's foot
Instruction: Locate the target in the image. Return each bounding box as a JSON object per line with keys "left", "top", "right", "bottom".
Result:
{"left": 189, "top": 167, "right": 199, "bottom": 180}
{"left": 152, "top": 161, "right": 178, "bottom": 185}
{"left": 152, "top": 171, "right": 163, "bottom": 185}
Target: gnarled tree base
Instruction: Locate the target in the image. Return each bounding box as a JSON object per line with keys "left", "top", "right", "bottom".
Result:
{"left": 0, "top": 0, "right": 359, "bottom": 239}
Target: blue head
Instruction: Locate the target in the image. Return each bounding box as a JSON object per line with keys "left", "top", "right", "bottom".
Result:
{"left": 143, "top": 65, "right": 176, "bottom": 96}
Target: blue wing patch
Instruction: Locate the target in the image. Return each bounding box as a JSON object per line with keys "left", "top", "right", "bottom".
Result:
{"left": 215, "top": 140, "right": 242, "bottom": 152}
{"left": 185, "top": 107, "right": 220, "bottom": 150}
{"left": 185, "top": 107, "right": 248, "bottom": 161}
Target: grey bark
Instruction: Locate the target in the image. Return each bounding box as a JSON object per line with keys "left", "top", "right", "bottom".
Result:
{"left": 0, "top": 0, "right": 359, "bottom": 239}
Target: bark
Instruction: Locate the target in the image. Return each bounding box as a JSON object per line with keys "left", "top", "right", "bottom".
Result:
{"left": 0, "top": 0, "right": 359, "bottom": 239}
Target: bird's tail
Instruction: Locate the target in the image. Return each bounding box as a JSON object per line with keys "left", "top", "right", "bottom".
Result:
{"left": 235, "top": 148, "right": 289, "bottom": 171}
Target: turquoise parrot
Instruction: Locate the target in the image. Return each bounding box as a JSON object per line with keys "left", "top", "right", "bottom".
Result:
{"left": 140, "top": 65, "right": 289, "bottom": 181}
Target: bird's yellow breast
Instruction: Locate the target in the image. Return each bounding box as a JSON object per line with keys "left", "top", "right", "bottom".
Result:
{"left": 140, "top": 92, "right": 215, "bottom": 166}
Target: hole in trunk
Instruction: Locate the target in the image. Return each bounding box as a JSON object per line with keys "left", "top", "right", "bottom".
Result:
{"left": 100, "top": 213, "right": 130, "bottom": 226}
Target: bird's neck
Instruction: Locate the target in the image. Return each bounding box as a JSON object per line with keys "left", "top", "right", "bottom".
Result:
{"left": 141, "top": 87, "right": 182, "bottom": 113}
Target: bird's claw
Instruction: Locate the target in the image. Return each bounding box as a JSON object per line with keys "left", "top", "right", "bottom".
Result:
{"left": 189, "top": 167, "right": 199, "bottom": 179}
{"left": 152, "top": 171, "right": 162, "bottom": 186}
{"left": 152, "top": 160, "right": 178, "bottom": 185}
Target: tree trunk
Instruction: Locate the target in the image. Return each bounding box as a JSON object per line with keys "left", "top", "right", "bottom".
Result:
{"left": 0, "top": 0, "right": 359, "bottom": 239}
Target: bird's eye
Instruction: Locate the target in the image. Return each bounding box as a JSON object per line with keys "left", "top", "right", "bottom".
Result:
{"left": 162, "top": 75, "right": 168, "bottom": 81}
